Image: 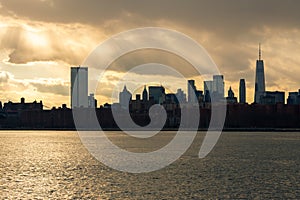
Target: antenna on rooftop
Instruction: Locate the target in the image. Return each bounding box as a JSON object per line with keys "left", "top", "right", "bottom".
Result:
{"left": 259, "top": 43, "right": 262, "bottom": 60}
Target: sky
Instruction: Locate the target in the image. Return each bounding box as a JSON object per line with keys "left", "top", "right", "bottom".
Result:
{"left": 0, "top": 0, "right": 300, "bottom": 107}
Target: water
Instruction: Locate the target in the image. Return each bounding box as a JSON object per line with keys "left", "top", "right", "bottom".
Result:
{"left": 0, "top": 131, "right": 299, "bottom": 199}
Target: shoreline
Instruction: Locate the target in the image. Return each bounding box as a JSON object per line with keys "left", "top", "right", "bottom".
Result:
{"left": 1, "top": 128, "right": 300, "bottom": 132}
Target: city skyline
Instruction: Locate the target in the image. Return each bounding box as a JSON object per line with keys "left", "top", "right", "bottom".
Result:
{"left": 1, "top": 2, "right": 300, "bottom": 199}
{"left": 1, "top": 0, "right": 300, "bottom": 107}
{"left": 0, "top": 46, "right": 299, "bottom": 108}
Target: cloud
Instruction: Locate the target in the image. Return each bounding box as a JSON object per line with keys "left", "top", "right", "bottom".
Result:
{"left": 0, "top": 70, "right": 69, "bottom": 106}
{"left": 107, "top": 49, "right": 199, "bottom": 77}
{"left": 1, "top": 0, "right": 300, "bottom": 105}
{"left": 29, "top": 78, "right": 69, "bottom": 96}
{"left": 1, "top": 0, "right": 300, "bottom": 31}
{"left": 0, "top": 18, "right": 105, "bottom": 64}
{"left": 0, "top": 71, "right": 11, "bottom": 83}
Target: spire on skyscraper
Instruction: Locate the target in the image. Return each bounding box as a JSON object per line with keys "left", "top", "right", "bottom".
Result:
{"left": 142, "top": 85, "right": 148, "bottom": 101}
{"left": 259, "top": 43, "right": 262, "bottom": 61}
{"left": 254, "top": 43, "right": 266, "bottom": 103}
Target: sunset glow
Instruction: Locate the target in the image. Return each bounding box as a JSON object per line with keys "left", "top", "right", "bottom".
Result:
{"left": 0, "top": 0, "right": 300, "bottom": 107}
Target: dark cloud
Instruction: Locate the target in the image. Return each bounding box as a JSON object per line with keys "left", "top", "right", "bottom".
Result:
{"left": 108, "top": 49, "right": 199, "bottom": 77}
{"left": 30, "top": 82, "right": 69, "bottom": 96}
{"left": 1, "top": 0, "right": 300, "bottom": 104}
{"left": 1, "top": 0, "right": 300, "bottom": 33}
{"left": 2, "top": 0, "right": 299, "bottom": 75}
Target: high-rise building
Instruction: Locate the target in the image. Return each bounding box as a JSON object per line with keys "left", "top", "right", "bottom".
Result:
{"left": 260, "top": 91, "right": 285, "bottom": 105}
{"left": 176, "top": 89, "right": 186, "bottom": 103}
{"left": 71, "top": 67, "right": 88, "bottom": 108}
{"left": 213, "top": 75, "right": 224, "bottom": 98}
{"left": 228, "top": 87, "right": 234, "bottom": 98}
{"left": 195, "top": 90, "right": 204, "bottom": 102}
{"left": 188, "top": 80, "right": 204, "bottom": 103}
{"left": 254, "top": 44, "right": 266, "bottom": 103}
{"left": 165, "top": 94, "right": 177, "bottom": 104}
{"left": 88, "top": 93, "right": 97, "bottom": 108}
{"left": 119, "top": 85, "right": 132, "bottom": 109}
{"left": 204, "top": 81, "right": 213, "bottom": 94}
{"left": 204, "top": 80, "right": 213, "bottom": 102}
{"left": 226, "top": 86, "right": 237, "bottom": 104}
{"left": 239, "top": 79, "right": 246, "bottom": 103}
{"left": 287, "top": 90, "right": 300, "bottom": 105}
{"left": 149, "top": 86, "right": 165, "bottom": 104}
{"left": 142, "top": 86, "right": 148, "bottom": 102}
{"left": 188, "top": 80, "right": 197, "bottom": 103}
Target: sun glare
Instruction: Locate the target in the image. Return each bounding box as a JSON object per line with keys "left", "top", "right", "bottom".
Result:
{"left": 26, "top": 31, "right": 48, "bottom": 47}
{"left": 0, "top": 23, "right": 8, "bottom": 28}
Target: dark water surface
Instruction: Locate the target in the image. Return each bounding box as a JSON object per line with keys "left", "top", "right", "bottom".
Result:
{"left": 1, "top": 131, "right": 299, "bottom": 199}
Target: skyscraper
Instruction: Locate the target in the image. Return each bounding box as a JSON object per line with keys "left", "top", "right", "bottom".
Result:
{"left": 142, "top": 85, "right": 148, "bottom": 102}
{"left": 213, "top": 75, "right": 224, "bottom": 98}
{"left": 226, "top": 86, "right": 237, "bottom": 104}
{"left": 239, "top": 79, "right": 246, "bottom": 103}
{"left": 149, "top": 86, "right": 165, "bottom": 104}
{"left": 260, "top": 91, "right": 285, "bottom": 105}
{"left": 71, "top": 67, "right": 88, "bottom": 108}
{"left": 188, "top": 80, "right": 197, "bottom": 103}
{"left": 287, "top": 90, "right": 300, "bottom": 105}
{"left": 119, "top": 85, "right": 132, "bottom": 109}
{"left": 204, "top": 80, "right": 213, "bottom": 102}
{"left": 254, "top": 44, "right": 266, "bottom": 103}
{"left": 88, "top": 93, "right": 97, "bottom": 108}
{"left": 176, "top": 89, "right": 186, "bottom": 103}
{"left": 204, "top": 81, "right": 213, "bottom": 94}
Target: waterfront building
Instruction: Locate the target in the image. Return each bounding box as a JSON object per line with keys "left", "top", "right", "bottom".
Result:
{"left": 254, "top": 44, "right": 266, "bottom": 103}
{"left": 239, "top": 79, "right": 246, "bottom": 103}
{"left": 71, "top": 67, "right": 88, "bottom": 108}
{"left": 119, "top": 85, "right": 132, "bottom": 109}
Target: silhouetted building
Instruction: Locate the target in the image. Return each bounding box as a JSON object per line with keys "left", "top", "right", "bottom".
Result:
{"left": 165, "top": 94, "right": 178, "bottom": 104}
{"left": 3, "top": 98, "right": 43, "bottom": 112}
{"left": 149, "top": 86, "right": 165, "bottom": 104}
{"left": 119, "top": 85, "right": 132, "bottom": 109}
{"left": 188, "top": 80, "right": 204, "bottom": 104}
{"left": 130, "top": 94, "right": 142, "bottom": 113}
{"left": 188, "top": 80, "right": 197, "bottom": 103}
{"left": 71, "top": 67, "right": 88, "bottom": 108}
{"left": 136, "top": 94, "right": 141, "bottom": 101}
{"left": 226, "top": 87, "right": 237, "bottom": 104}
{"left": 195, "top": 90, "right": 204, "bottom": 104}
{"left": 254, "top": 44, "right": 266, "bottom": 103}
{"left": 239, "top": 79, "right": 246, "bottom": 103}
{"left": 204, "top": 81, "right": 213, "bottom": 92}
{"left": 287, "top": 90, "right": 300, "bottom": 105}
{"left": 176, "top": 89, "right": 186, "bottom": 103}
{"left": 103, "top": 103, "right": 112, "bottom": 109}
{"left": 204, "top": 81, "right": 213, "bottom": 103}
{"left": 204, "top": 91, "right": 211, "bottom": 103}
{"left": 260, "top": 91, "right": 285, "bottom": 105}
{"left": 260, "top": 95, "right": 275, "bottom": 105}
{"left": 142, "top": 86, "right": 148, "bottom": 102}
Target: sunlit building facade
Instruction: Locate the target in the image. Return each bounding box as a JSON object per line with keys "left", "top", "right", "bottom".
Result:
{"left": 71, "top": 67, "right": 88, "bottom": 108}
